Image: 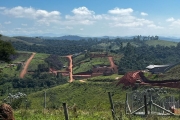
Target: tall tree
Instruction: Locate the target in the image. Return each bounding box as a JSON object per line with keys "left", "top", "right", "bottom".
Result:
{"left": 0, "top": 35, "right": 15, "bottom": 62}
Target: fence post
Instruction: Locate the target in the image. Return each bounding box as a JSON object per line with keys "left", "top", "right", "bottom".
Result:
{"left": 63, "top": 103, "right": 69, "bottom": 120}
{"left": 150, "top": 96, "right": 152, "bottom": 114}
{"left": 125, "top": 93, "right": 127, "bottom": 114}
{"left": 144, "top": 95, "right": 148, "bottom": 115}
{"left": 108, "top": 92, "right": 116, "bottom": 120}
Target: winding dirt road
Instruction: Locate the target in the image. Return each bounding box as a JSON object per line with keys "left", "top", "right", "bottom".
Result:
{"left": 66, "top": 55, "right": 73, "bottom": 82}
{"left": 19, "top": 52, "right": 36, "bottom": 78}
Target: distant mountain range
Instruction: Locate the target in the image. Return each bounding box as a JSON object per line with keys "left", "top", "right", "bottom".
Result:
{"left": 38, "top": 35, "right": 180, "bottom": 42}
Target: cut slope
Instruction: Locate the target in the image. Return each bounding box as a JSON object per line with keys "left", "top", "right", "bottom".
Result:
{"left": 117, "top": 71, "right": 180, "bottom": 89}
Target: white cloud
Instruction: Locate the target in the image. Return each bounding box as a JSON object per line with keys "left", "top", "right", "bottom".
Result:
{"left": 0, "top": 6, "right": 169, "bottom": 36}
{"left": 65, "top": 6, "right": 101, "bottom": 25}
{"left": 166, "top": 17, "right": 180, "bottom": 27}
{"left": 72, "top": 6, "right": 94, "bottom": 15}
{"left": 170, "top": 19, "right": 180, "bottom": 26}
{"left": 4, "top": 21, "right": 11, "bottom": 24}
{"left": 166, "top": 17, "right": 175, "bottom": 22}
{"left": 141, "top": 12, "right": 148, "bottom": 16}
{"left": 1, "top": 6, "right": 61, "bottom": 25}
{"left": 108, "top": 7, "right": 133, "bottom": 15}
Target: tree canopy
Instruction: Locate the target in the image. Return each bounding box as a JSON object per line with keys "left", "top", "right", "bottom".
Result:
{"left": 0, "top": 37, "right": 15, "bottom": 62}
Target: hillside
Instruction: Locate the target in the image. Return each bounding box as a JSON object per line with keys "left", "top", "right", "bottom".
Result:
{"left": 1, "top": 46, "right": 180, "bottom": 119}
{"left": 145, "top": 40, "right": 177, "bottom": 47}
{"left": 0, "top": 35, "right": 31, "bottom": 45}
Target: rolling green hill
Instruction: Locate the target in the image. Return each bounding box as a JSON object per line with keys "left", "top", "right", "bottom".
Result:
{"left": 145, "top": 40, "right": 177, "bottom": 47}
{"left": 1, "top": 35, "right": 34, "bottom": 45}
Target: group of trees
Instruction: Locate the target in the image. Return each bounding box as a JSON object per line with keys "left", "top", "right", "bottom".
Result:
{"left": 0, "top": 34, "right": 15, "bottom": 62}
{"left": 118, "top": 42, "right": 180, "bottom": 73}
{"left": 11, "top": 39, "right": 99, "bottom": 56}
{"left": 133, "top": 35, "right": 159, "bottom": 41}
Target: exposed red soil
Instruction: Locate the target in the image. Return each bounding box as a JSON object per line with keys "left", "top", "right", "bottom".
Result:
{"left": 19, "top": 53, "right": 36, "bottom": 78}
{"left": 108, "top": 56, "right": 118, "bottom": 73}
{"left": 67, "top": 55, "right": 73, "bottom": 82}
{"left": 116, "top": 71, "right": 180, "bottom": 89}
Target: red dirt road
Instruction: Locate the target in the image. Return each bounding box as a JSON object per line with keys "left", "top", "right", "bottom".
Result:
{"left": 108, "top": 57, "right": 118, "bottom": 73}
{"left": 19, "top": 53, "right": 36, "bottom": 78}
{"left": 67, "top": 55, "right": 73, "bottom": 82}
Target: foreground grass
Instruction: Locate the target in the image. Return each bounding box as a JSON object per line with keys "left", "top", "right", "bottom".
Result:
{"left": 14, "top": 109, "right": 180, "bottom": 120}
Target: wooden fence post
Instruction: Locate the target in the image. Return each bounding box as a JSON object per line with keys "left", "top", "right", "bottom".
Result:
{"left": 125, "top": 93, "right": 127, "bottom": 114}
{"left": 63, "top": 103, "right": 69, "bottom": 120}
{"left": 144, "top": 95, "right": 148, "bottom": 115}
{"left": 108, "top": 92, "right": 116, "bottom": 120}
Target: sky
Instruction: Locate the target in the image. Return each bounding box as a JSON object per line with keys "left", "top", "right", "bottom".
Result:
{"left": 0, "top": 0, "right": 180, "bottom": 37}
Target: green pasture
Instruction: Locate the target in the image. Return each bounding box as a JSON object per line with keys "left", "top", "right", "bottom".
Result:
{"left": 11, "top": 81, "right": 180, "bottom": 120}
{"left": 73, "top": 55, "right": 110, "bottom": 74}
{"left": 87, "top": 74, "right": 123, "bottom": 82}
{"left": 72, "top": 54, "right": 89, "bottom": 65}
{"left": 145, "top": 40, "right": 177, "bottom": 47}
{"left": 27, "top": 53, "right": 50, "bottom": 72}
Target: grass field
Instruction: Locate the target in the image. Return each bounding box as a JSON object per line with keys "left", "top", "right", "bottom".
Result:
{"left": 27, "top": 53, "right": 50, "bottom": 72}
{"left": 11, "top": 80, "right": 180, "bottom": 120}
{"left": 73, "top": 52, "right": 112, "bottom": 74}
{"left": 145, "top": 40, "right": 177, "bottom": 47}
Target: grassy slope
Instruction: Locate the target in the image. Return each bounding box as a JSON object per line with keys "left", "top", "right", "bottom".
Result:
{"left": 27, "top": 53, "right": 50, "bottom": 72}
{"left": 145, "top": 40, "right": 177, "bottom": 47}
{"left": 73, "top": 54, "right": 110, "bottom": 74}
{"left": 28, "top": 81, "right": 124, "bottom": 109}
{"left": 23, "top": 78, "right": 180, "bottom": 120}
{"left": 73, "top": 52, "right": 122, "bottom": 74}
{"left": 1, "top": 35, "right": 32, "bottom": 45}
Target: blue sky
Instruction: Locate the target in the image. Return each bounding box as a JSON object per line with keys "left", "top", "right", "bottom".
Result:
{"left": 0, "top": 0, "right": 180, "bottom": 37}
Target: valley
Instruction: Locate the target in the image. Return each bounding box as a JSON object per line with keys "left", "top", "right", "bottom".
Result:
{"left": 1, "top": 35, "right": 180, "bottom": 119}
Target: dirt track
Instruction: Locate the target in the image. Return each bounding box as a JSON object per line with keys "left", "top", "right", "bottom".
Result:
{"left": 67, "top": 55, "right": 73, "bottom": 82}
{"left": 19, "top": 53, "right": 36, "bottom": 78}
{"left": 108, "top": 57, "right": 118, "bottom": 73}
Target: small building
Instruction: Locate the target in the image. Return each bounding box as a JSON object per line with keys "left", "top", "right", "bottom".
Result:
{"left": 146, "top": 64, "right": 170, "bottom": 74}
